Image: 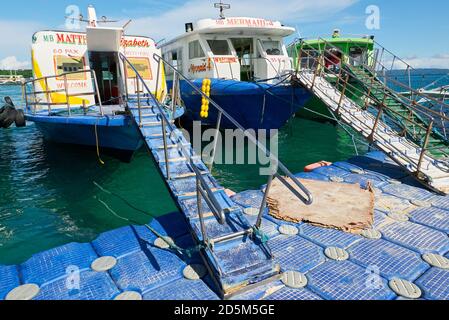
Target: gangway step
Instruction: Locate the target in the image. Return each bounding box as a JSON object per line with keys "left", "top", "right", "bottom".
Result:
{"left": 296, "top": 71, "right": 449, "bottom": 194}
{"left": 126, "top": 101, "right": 280, "bottom": 298}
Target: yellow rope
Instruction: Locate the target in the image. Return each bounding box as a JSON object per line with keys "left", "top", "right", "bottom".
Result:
{"left": 94, "top": 121, "right": 105, "bottom": 165}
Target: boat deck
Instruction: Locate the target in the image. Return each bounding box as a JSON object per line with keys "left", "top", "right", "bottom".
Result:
{"left": 1, "top": 151, "right": 449, "bottom": 300}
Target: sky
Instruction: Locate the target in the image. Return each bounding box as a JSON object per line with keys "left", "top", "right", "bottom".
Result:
{"left": 0, "top": 0, "right": 448, "bottom": 69}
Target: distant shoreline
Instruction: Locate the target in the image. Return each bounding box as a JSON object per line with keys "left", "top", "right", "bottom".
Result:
{"left": 0, "top": 69, "right": 32, "bottom": 78}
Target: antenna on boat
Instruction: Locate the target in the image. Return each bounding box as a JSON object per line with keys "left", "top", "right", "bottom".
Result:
{"left": 65, "top": 5, "right": 118, "bottom": 27}
{"left": 214, "top": 1, "right": 231, "bottom": 19}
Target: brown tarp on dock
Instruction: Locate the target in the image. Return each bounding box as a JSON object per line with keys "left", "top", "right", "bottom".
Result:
{"left": 267, "top": 178, "right": 375, "bottom": 234}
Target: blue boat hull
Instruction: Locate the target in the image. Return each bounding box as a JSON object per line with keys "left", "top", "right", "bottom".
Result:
{"left": 26, "top": 114, "right": 144, "bottom": 155}
{"left": 177, "top": 78, "right": 312, "bottom": 130}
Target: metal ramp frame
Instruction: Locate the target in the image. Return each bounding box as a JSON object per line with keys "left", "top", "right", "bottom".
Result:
{"left": 341, "top": 52, "right": 449, "bottom": 160}
{"left": 295, "top": 56, "right": 449, "bottom": 194}
{"left": 118, "top": 53, "right": 313, "bottom": 299}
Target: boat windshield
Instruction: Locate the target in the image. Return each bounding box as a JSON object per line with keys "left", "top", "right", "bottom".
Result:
{"left": 262, "top": 40, "right": 282, "bottom": 55}
{"left": 207, "top": 40, "right": 231, "bottom": 55}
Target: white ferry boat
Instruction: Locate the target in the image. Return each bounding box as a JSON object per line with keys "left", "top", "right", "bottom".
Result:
{"left": 160, "top": 4, "right": 311, "bottom": 130}
{"left": 20, "top": 6, "right": 182, "bottom": 160}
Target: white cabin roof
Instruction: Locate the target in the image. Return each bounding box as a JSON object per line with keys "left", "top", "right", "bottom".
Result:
{"left": 164, "top": 17, "right": 295, "bottom": 46}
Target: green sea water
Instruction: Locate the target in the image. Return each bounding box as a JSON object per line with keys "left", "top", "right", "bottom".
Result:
{"left": 0, "top": 85, "right": 366, "bottom": 265}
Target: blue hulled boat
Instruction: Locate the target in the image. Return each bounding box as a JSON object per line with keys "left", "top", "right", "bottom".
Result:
{"left": 161, "top": 5, "right": 311, "bottom": 130}
{"left": 178, "top": 78, "right": 309, "bottom": 129}
{"left": 22, "top": 6, "right": 181, "bottom": 159}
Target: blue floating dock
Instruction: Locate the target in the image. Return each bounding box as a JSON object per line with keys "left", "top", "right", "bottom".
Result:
{"left": 1, "top": 151, "right": 449, "bottom": 300}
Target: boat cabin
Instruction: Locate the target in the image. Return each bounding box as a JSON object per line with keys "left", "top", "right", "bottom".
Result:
{"left": 291, "top": 35, "right": 375, "bottom": 71}
{"left": 161, "top": 17, "right": 295, "bottom": 83}
{"left": 29, "top": 13, "right": 165, "bottom": 113}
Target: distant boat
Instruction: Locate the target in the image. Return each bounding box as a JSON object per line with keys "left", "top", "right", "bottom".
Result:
{"left": 0, "top": 72, "right": 24, "bottom": 85}
{"left": 21, "top": 5, "right": 183, "bottom": 160}
{"left": 160, "top": 3, "right": 312, "bottom": 130}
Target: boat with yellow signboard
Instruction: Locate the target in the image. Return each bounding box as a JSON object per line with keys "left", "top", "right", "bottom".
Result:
{"left": 21, "top": 5, "right": 182, "bottom": 160}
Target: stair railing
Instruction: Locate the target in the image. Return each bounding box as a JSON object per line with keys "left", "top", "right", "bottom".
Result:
{"left": 119, "top": 52, "right": 313, "bottom": 252}
{"left": 295, "top": 46, "right": 446, "bottom": 177}
{"left": 23, "top": 69, "right": 103, "bottom": 116}
{"left": 303, "top": 38, "right": 449, "bottom": 143}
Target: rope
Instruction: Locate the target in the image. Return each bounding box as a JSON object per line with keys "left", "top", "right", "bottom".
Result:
{"left": 93, "top": 181, "right": 204, "bottom": 258}
{"left": 253, "top": 228, "right": 269, "bottom": 244}
{"left": 94, "top": 121, "right": 105, "bottom": 165}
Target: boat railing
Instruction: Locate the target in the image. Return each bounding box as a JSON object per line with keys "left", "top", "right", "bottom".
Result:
{"left": 22, "top": 69, "right": 103, "bottom": 116}
{"left": 296, "top": 43, "right": 449, "bottom": 174}
{"left": 308, "top": 38, "right": 449, "bottom": 120}
{"left": 119, "top": 51, "right": 313, "bottom": 249}
{"left": 292, "top": 37, "right": 416, "bottom": 89}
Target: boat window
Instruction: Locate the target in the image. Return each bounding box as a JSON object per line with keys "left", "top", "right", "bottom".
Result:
{"left": 189, "top": 40, "right": 205, "bottom": 59}
{"left": 349, "top": 47, "right": 367, "bottom": 66}
{"left": 300, "top": 50, "right": 319, "bottom": 69}
{"left": 125, "top": 57, "right": 153, "bottom": 80}
{"left": 54, "top": 55, "right": 86, "bottom": 80}
{"left": 163, "top": 49, "right": 182, "bottom": 75}
{"left": 262, "top": 40, "right": 282, "bottom": 56}
{"left": 207, "top": 40, "right": 231, "bottom": 56}
{"left": 231, "top": 38, "right": 254, "bottom": 81}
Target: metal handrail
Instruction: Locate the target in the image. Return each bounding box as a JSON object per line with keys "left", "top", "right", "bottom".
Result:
{"left": 300, "top": 39, "right": 449, "bottom": 125}
{"left": 152, "top": 53, "right": 313, "bottom": 203}
{"left": 119, "top": 52, "right": 313, "bottom": 247}
{"left": 297, "top": 45, "right": 436, "bottom": 129}
{"left": 23, "top": 69, "right": 103, "bottom": 116}
{"left": 119, "top": 53, "right": 228, "bottom": 227}
{"left": 295, "top": 47, "right": 448, "bottom": 178}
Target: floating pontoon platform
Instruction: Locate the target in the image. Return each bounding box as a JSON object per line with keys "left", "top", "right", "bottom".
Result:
{"left": 1, "top": 151, "right": 449, "bottom": 300}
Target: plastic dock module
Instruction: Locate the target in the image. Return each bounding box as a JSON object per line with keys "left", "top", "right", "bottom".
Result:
{"left": 1, "top": 152, "right": 449, "bottom": 300}
{"left": 126, "top": 95, "right": 281, "bottom": 299}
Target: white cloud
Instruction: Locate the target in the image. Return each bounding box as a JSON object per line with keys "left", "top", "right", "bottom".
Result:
{"left": 0, "top": 19, "right": 43, "bottom": 64}
{"left": 0, "top": 0, "right": 359, "bottom": 67}
{"left": 125, "top": 0, "right": 358, "bottom": 41}
{"left": 0, "top": 56, "right": 30, "bottom": 70}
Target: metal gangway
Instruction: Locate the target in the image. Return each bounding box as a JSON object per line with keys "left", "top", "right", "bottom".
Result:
{"left": 294, "top": 39, "right": 449, "bottom": 194}
{"left": 118, "top": 53, "right": 313, "bottom": 299}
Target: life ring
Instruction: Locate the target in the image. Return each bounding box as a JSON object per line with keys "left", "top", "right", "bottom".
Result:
{"left": 304, "top": 161, "right": 332, "bottom": 172}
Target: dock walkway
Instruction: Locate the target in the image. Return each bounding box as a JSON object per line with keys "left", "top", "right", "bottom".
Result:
{"left": 1, "top": 151, "right": 449, "bottom": 300}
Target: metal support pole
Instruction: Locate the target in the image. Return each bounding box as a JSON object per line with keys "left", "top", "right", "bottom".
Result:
{"left": 92, "top": 71, "right": 103, "bottom": 116}
{"left": 336, "top": 75, "right": 350, "bottom": 114}
{"left": 364, "top": 77, "right": 374, "bottom": 110}
{"left": 256, "top": 174, "right": 275, "bottom": 229}
{"left": 136, "top": 77, "right": 142, "bottom": 126}
{"left": 44, "top": 77, "right": 51, "bottom": 113}
{"left": 22, "top": 82, "right": 28, "bottom": 111}
{"left": 64, "top": 74, "right": 71, "bottom": 117}
{"left": 196, "top": 177, "right": 208, "bottom": 244}
{"left": 208, "top": 111, "right": 223, "bottom": 172}
{"left": 155, "top": 59, "right": 162, "bottom": 102}
{"left": 32, "top": 80, "right": 38, "bottom": 115}
{"left": 369, "top": 104, "right": 384, "bottom": 142}
{"left": 417, "top": 121, "right": 433, "bottom": 174}
{"left": 171, "top": 72, "right": 179, "bottom": 121}
{"left": 161, "top": 117, "right": 171, "bottom": 180}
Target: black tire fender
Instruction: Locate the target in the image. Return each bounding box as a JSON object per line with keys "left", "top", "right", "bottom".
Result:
{"left": 1, "top": 108, "right": 18, "bottom": 129}
{"left": 15, "top": 109, "right": 26, "bottom": 127}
